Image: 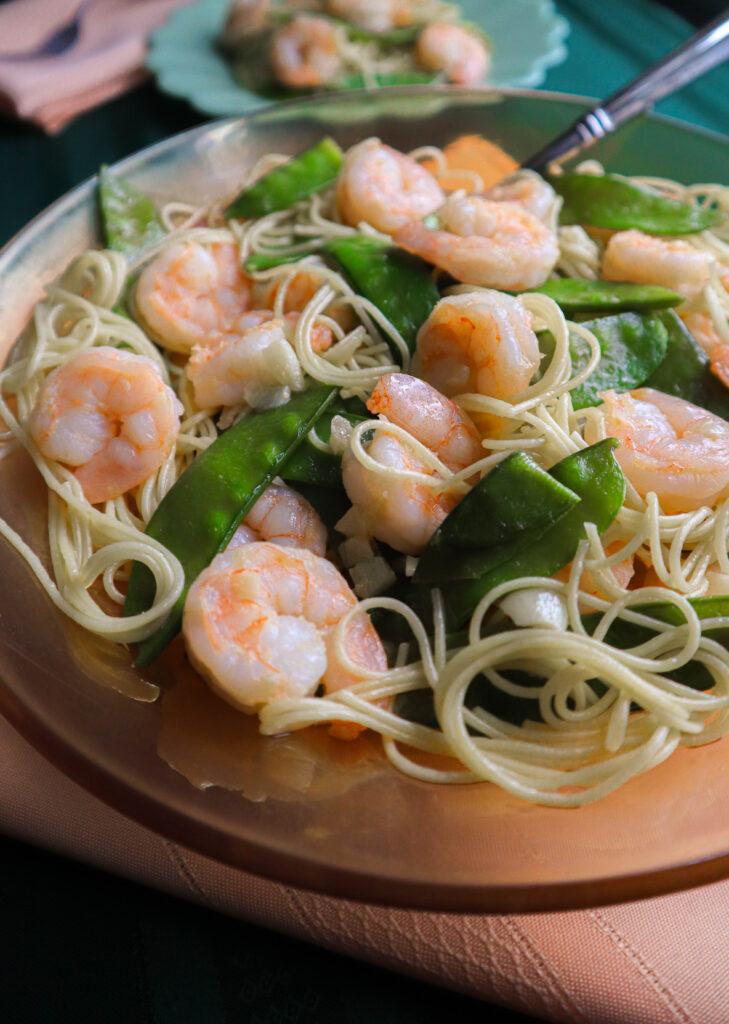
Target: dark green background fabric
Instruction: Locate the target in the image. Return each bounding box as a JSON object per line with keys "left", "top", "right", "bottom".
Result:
{"left": 1, "top": 2, "right": 727, "bottom": 1021}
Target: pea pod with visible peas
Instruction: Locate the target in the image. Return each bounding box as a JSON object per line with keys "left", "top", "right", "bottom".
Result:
{"left": 124, "top": 383, "right": 337, "bottom": 664}
{"left": 225, "top": 137, "right": 344, "bottom": 220}
{"left": 553, "top": 172, "right": 723, "bottom": 235}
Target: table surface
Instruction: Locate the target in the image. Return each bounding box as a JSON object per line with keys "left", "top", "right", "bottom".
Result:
{"left": 2, "top": 1, "right": 728, "bottom": 1021}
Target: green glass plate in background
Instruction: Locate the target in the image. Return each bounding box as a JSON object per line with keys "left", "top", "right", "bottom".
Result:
{"left": 146, "top": 0, "right": 569, "bottom": 118}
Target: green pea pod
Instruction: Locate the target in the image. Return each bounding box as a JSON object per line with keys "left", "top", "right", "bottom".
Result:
{"left": 539, "top": 311, "right": 669, "bottom": 410}
{"left": 527, "top": 279, "right": 683, "bottom": 314}
{"left": 644, "top": 310, "right": 729, "bottom": 419}
{"left": 98, "top": 166, "right": 167, "bottom": 262}
{"left": 415, "top": 451, "right": 581, "bottom": 582}
{"left": 336, "top": 70, "right": 439, "bottom": 89}
{"left": 431, "top": 438, "right": 626, "bottom": 629}
{"left": 124, "top": 383, "right": 337, "bottom": 664}
{"left": 244, "top": 246, "right": 320, "bottom": 272}
{"left": 282, "top": 395, "right": 368, "bottom": 487}
{"left": 225, "top": 138, "right": 344, "bottom": 220}
{"left": 324, "top": 236, "right": 440, "bottom": 356}
{"left": 553, "top": 172, "right": 723, "bottom": 235}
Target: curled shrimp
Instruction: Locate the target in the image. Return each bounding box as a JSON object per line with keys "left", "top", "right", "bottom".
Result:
{"left": 484, "top": 170, "right": 558, "bottom": 222}
{"left": 185, "top": 314, "right": 305, "bottom": 412}
{"left": 415, "top": 22, "right": 489, "bottom": 85}
{"left": 182, "top": 542, "right": 386, "bottom": 714}
{"left": 28, "top": 346, "right": 183, "bottom": 506}
{"left": 414, "top": 290, "right": 541, "bottom": 401}
{"left": 584, "top": 388, "right": 729, "bottom": 514}
{"left": 340, "top": 372, "right": 483, "bottom": 554}
{"left": 601, "top": 229, "right": 714, "bottom": 300}
{"left": 254, "top": 269, "right": 355, "bottom": 333}
{"left": 336, "top": 137, "right": 445, "bottom": 235}
{"left": 227, "top": 482, "right": 327, "bottom": 556}
{"left": 270, "top": 15, "right": 341, "bottom": 88}
{"left": 393, "top": 193, "right": 558, "bottom": 289}
{"left": 135, "top": 241, "right": 251, "bottom": 353}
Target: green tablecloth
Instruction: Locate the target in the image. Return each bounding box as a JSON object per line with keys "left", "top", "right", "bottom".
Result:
{"left": 1, "top": 2, "right": 728, "bottom": 1022}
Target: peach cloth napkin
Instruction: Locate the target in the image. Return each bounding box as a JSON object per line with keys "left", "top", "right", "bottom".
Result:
{"left": 0, "top": 0, "right": 192, "bottom": 133}
{"left": 1, "top": 712, "right": 727, "bottom": 1024}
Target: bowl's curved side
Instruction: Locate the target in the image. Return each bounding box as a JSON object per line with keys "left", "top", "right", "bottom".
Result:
{"left": 3, "top": 88, "right": 729, "bottom": 913}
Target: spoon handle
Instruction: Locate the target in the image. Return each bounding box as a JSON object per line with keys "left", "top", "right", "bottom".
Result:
{"left": 522, "top": 7, "right": 729, "bottom": 172}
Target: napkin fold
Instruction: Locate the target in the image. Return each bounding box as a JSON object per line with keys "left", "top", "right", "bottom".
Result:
{"left": 1, "top": 710, "right": 728, "bottom": 1024}
{"left": 0, "top": 0, "right": 191, "bottom": 133}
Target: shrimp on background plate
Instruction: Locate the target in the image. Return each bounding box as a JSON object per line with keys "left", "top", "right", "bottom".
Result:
{"left": 336, "top": 137, "right": 445, "bottom": 235}
{"left": 182, "top": 542, "right": 386, "bottom": 716}
{"left": 270, "top": 15, "right": 342, "bottom": 89}
{"left": 393, "top": 194, "right": 559, "bottom": 289}
{"left": 415, "top": 22, "right": 489, "bottom": 85}
{"left": 325, "top": 0, "right": 419, "bottom": 33}
{"left": 28, "top": 346, "right": 183, "bottom": 506}
{"left": 584, "top": 387, "right": 729, "bottom": 514}
{"left": 135, "top": 241, "right": 252, "bottom": 353}
{"left": 339, "top": 372, "right": 483, "bottom": 554}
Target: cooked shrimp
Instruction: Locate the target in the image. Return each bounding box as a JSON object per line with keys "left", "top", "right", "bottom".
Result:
{"left": 337, "top": 137, "right": 445, "bottom": 235}
{"left": 28, "top": 346, "right": 183, "bottom": 505}
{"left": 584, "top": 388, "right": 729, "bottom": 514}
{"left": 325, "top": 0, "right": 418, "bottom": 33}
{"left": 182, "top": 542, "right": 386, "bottom": 713}
{"left": 680, "top": 311, "right": 721, "bottom": 356}
{"left": 484, "top": 171, "right": 558, "bottom": 222}
{"left": 270, "top": 15, "right": 341, "bottom": 89}
{"left": 186, "top": 317, "right": 304, "bottom": 411}
{"left": 393, "top": 194, "right": 558, "bottom": 289}
{"left": 227, "top": 482, "right": 327, "bottom": 556}
{"left": 675, "top": 312, "right": 729, "bottom": 391}
{"left": 602, "top": 229, "right": 714, "bottom": 300}
{"left": 414, "top": 291, "right": 541, "bottom": 401}
{"left": 368, "top": 372, "right": 483, "bottom": 470}
{"left": 340, "top": 372, "right": 482, "bottom": 554}
{"left": 254, "top": 270, "right": 354, "bottom": 334}
{"left": 415, "top": 22, "right": 489, "bottom": 85}
{"left": 135, "top": 241, "right": 251, "bottom": 354}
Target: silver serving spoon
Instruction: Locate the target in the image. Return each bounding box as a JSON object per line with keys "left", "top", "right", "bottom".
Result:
{"left": 0, "top": 0, "right": 103, "bottom": 62}
{"left": 523, "top": 7, "right": 729, "bottom": 171}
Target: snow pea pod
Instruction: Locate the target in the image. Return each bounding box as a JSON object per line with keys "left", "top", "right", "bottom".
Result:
{"left": 124, "top": 383, "right": 337, "bottom": 665}
{"left": 225, "top": 137, "right": 344, "bottom": 220}
{"left": 527, "top": 278, "right": 683, "bottom": 314}
{"left": 553, "top": 172, "right": 723, "bottom": 235}
{"left": 415, "top": 451, "right": 581, "bottom": 583}
{"left": 424, "top": 438, "right": 626, "bottom": 630}
{"left": 282, "top": 395, "right": 368, "bottom": 487}
{"left": 98, "top": 166, "right": 167, "bottom": 262}
{"left": 244, "top": 246, "right": 319, "bottom": 272}
{"left": 644, "top": 310, "right": 729, "bottom": 420}
{"left": 539, "top": 311, "right": 669, "bottom": 410}
{"left": 324, "top": 236, "right": 440, "bottom": 356}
